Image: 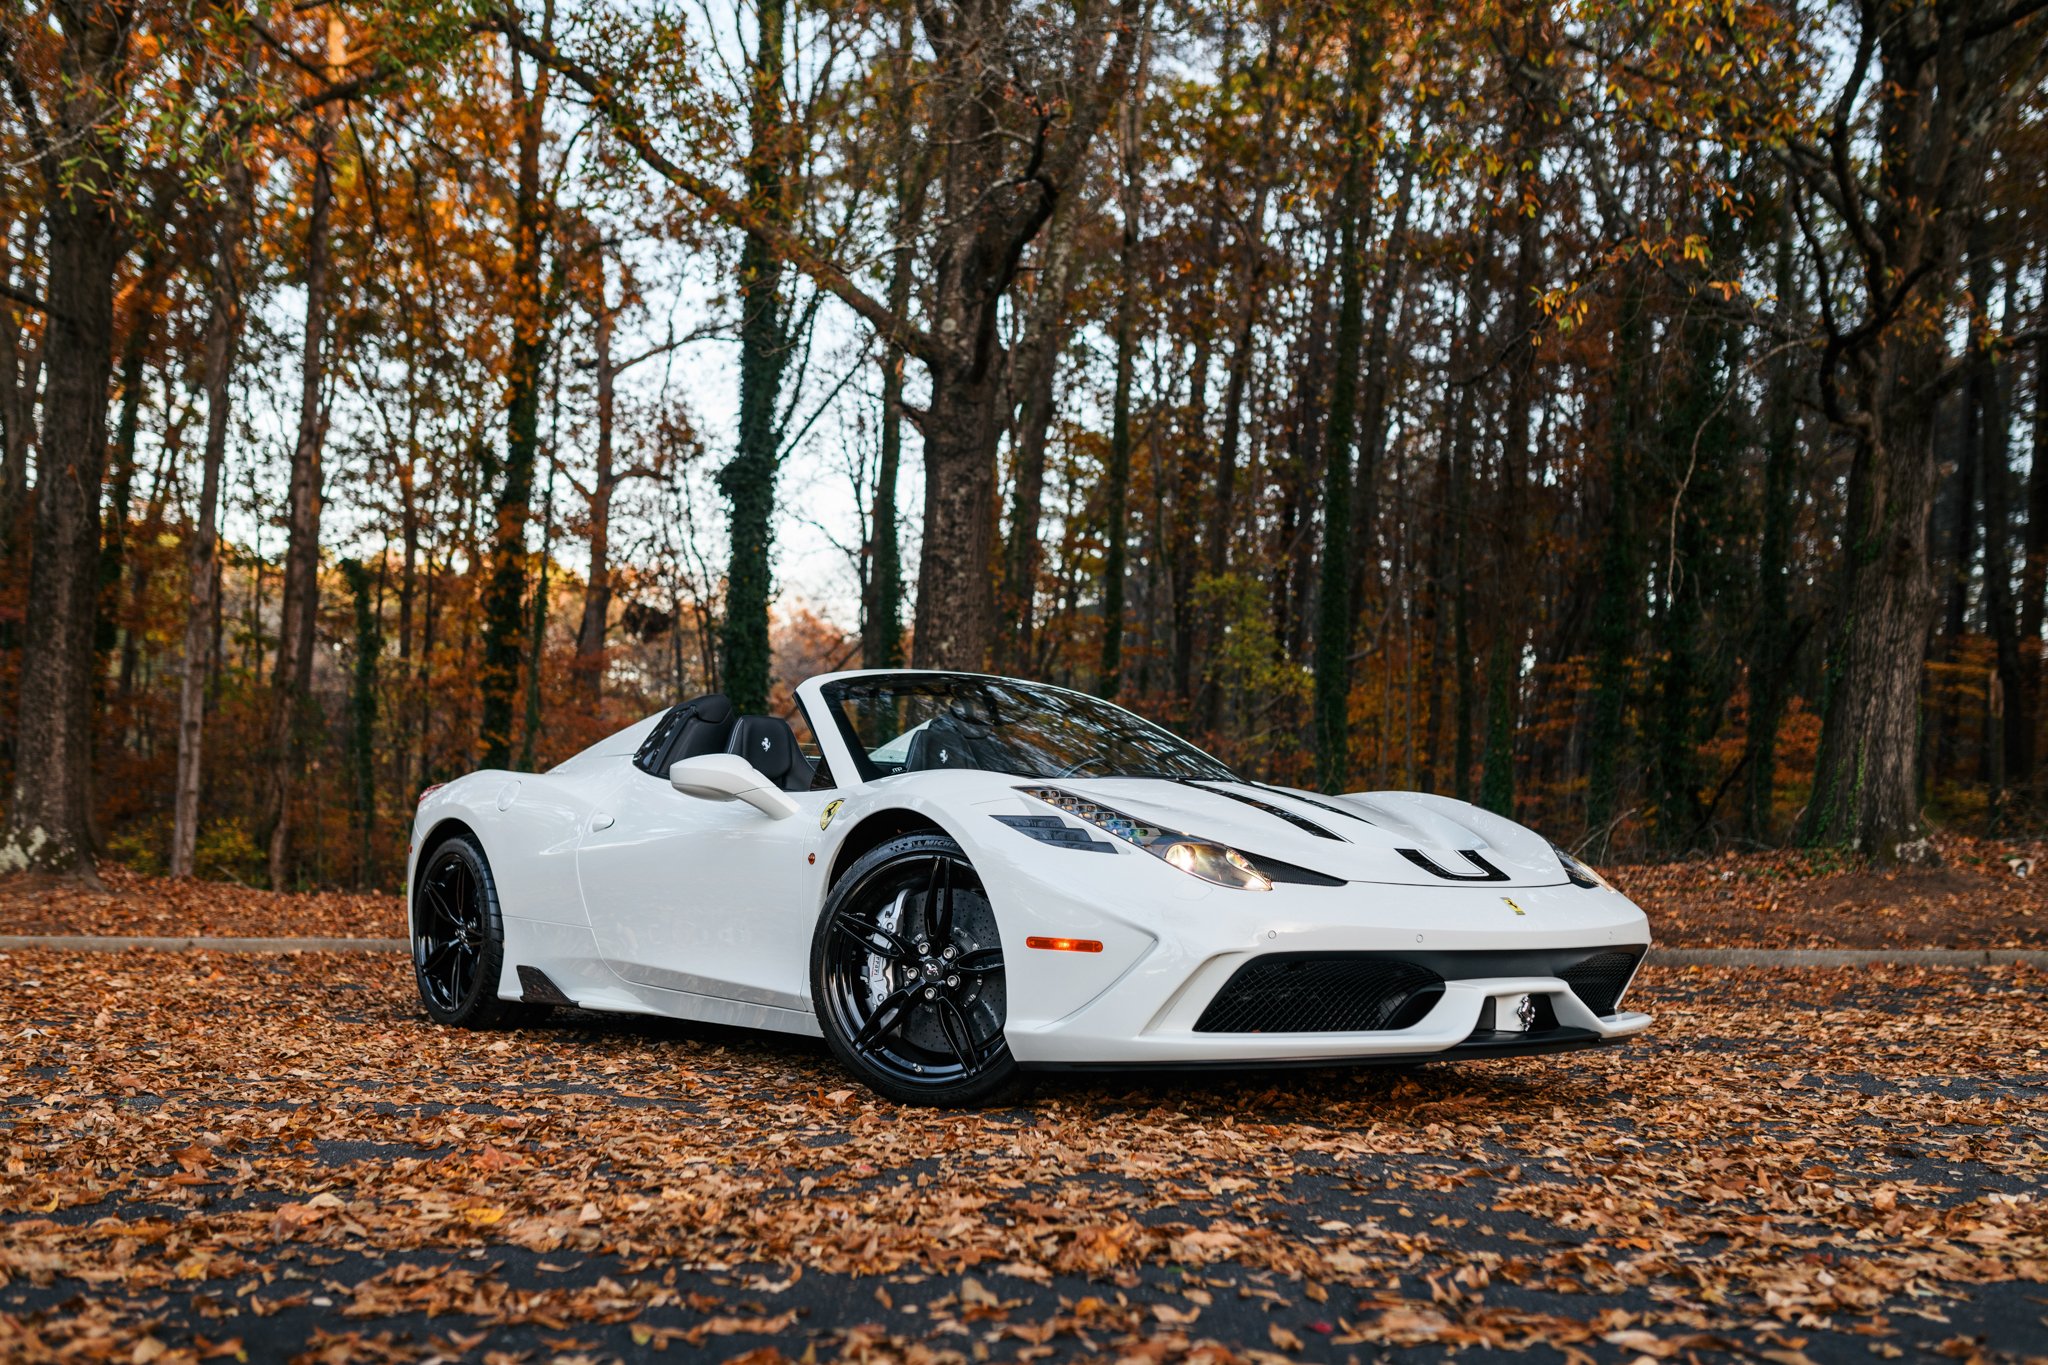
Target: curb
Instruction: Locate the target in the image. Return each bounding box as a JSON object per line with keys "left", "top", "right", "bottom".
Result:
{"left": 0, "top": 934, "right": 410, "bottom": 954}
{"left": 1646, "top": 946, "right": 2048, "bottom": 969}
{"left": 0, "top": 936, "right": 2042, "bottom": 968}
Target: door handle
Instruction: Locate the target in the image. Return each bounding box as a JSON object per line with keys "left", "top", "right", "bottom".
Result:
{"left": 590, "top": 812, "right": 615, "bottom": 832}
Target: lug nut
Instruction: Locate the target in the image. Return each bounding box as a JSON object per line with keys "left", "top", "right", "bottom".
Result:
{"left": 923, "top": 987, "right": 937, "bottom": 1000}
{"left": 946, "top": 974, "right": 960, "bottom": 987}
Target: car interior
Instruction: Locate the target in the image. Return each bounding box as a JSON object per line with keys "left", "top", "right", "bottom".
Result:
{"left": 632, "top": 692, "right": 828, "bottom": 792}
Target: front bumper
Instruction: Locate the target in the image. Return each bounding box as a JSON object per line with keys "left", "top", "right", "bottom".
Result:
{"left": 980, "top": 841, "right": 1653, "bottom": 1066}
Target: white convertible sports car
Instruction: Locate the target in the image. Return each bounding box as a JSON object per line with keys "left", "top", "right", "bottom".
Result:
{"left": 409, "top": 670, "right": 1652, "bottom": 1104}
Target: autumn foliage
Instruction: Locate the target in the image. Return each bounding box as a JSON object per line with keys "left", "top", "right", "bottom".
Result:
{"left": 0, "top": 1, "right": 2045, "bottom": 887}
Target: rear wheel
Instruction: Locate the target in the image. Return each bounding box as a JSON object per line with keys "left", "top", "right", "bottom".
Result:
{"left": 812, "top": 833, "right": 1018, "bottom": 1106}
{"left": 412, "top": 834, "right": 529, "bottom": 1028}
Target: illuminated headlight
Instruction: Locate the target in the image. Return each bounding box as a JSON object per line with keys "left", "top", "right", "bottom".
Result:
{"left": 1553, "top": 843, "right": 1616, "bottom": 892}
{"left": 1163, "top": 841, "right": 1271, "bottom": 890}
{"left": 1022, "top": 787, "right": 1273, "bottom": 891}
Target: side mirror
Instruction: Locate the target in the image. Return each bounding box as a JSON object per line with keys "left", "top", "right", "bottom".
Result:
{"left": 669, "top": 753, "right": 799, "bottom": 820}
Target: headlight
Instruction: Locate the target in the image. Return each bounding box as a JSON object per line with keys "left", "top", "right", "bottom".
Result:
{"left": 1553, "top": 843, "right": 1615, "bottom": 892}
{"left": 1163, "top": 841, "right": 1271, "bottom": 890}
{"left": 1022, "top": 786, "right": 1273, "bottom": 891}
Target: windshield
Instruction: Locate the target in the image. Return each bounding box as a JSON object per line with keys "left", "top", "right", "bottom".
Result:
{"left": 820, "top": 673, "right": 1237, "bottom": 782}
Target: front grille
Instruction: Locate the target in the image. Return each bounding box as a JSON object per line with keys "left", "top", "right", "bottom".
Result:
{"left": 1195, "top": 955, "right": 1444, "bottom": 1033}
{"left": 1559, "top": 949, "right": 1642, "bottom": 1017}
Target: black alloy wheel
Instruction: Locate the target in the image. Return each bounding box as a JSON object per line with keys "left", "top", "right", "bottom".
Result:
{"left": 812, "top": 832, "right": 1018, "bottom": 1105}
{"left": 412, "top": 833, "right": 528, "bottom": 1028}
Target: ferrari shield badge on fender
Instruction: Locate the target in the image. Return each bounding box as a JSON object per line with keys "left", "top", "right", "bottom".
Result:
{"left": 1502, "top": 896, "right": 1525, "bottom": 916}
{"left": 820, "top": 799, "right": 844, "bottom": 831}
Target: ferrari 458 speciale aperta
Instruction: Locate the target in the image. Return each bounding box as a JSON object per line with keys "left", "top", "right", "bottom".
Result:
{"left": 408, "top": 670, "right": 1651, "bottom": 1104}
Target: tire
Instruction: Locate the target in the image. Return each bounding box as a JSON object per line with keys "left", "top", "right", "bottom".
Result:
{"left": 811, "top": 832, "right": 1020, "bottom": 1106}
{"left": 412, "top": 833, "right": 532, "bottom": 1029}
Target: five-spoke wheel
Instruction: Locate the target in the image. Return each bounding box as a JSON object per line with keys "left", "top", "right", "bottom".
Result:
{"left": 412, "top": 833, "right": 522, "bottom": 1028}
{"left": 812, "top": 832, "right": 1018, "bottom": 1105}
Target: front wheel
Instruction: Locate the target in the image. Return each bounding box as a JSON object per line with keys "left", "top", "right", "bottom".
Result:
{"left": 412, "top": 833, "right": 530, "bottom": 1029}
{"left": 811, "top": 833, "right": 1019, "bottom": 1106}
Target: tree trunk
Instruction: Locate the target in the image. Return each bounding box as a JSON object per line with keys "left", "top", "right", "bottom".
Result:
{"left": 1, "top": 12, "right": 130, "bottom": 876}
{"left": 171, "top": 165, "right": 253, "bottom": 878}
{"left": 1312, "top": 32, "right": 1375, "bottom": 792}
{"left": 341, "top": 559, "right": 381, "bottom": 886}
{"left": 1098, "top": 48, "right": 1149, "bottom": 699}
{"left": 912, "top": 367, "right": 1005, "bottom": 669}
{"left": 1974, "top": 246, "right": 2023, "bottom": 793}
{"left": 718, "top": 0, "right": 790, "bottom": 714}
{"left": 1586, "top": 281, "right": 1642, "bottom": 836}
{"left": 2022, "top": 331, "right": 2048, "bottom": 775}
{"left": 1796, "top": 3, "right": 2017, "bottom": 855}
{"left": 261, "top": 16, "right": 345, "bottom": 888}
{"left": 865, "top": 10, "right": 921, "bottom": 672}
{"left": 996, "top": 218, "right": 1078, "bottom": 671}
{"left": 2, "top": 209, "right": 120, "bottom": 873}
{"left": 520, "top": 454, "right": 554, "bottom": 770}
{"left": 573, "top": 283, "right": 617, "bottom": 696}
{"left": 1345, "top": 155, "right": 1415, "bottom": 628}
{"left": 0, "top": 210, "right": 42, "bottom": 557}
{"left": 96, "top": 238, "right": 169, "bottom": 699}
{"left": 479, "top": 40, "right": 554, "bottom": 763}
{"left": 1743, "top": 216, "right": 1802, "bottom": 842}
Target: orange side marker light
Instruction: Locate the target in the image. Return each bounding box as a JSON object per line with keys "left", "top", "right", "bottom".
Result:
{"left": 1025, "top": 936, "right": 1104, "bottom": 953}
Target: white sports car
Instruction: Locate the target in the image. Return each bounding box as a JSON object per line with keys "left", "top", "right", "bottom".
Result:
{"left": 409, "top": 670, "right": 1652, "bottom": 1104}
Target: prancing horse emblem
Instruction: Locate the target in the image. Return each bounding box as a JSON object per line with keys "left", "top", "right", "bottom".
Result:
{"left": 1514, "top": 994, "right": 1538, "bottom": 1030}
{"left": 820, "top": 799, "right": 843, "bottom": 831}
{"left": 760, "top": 736, "right": 771, "bottom": 753}
{"left": 1502, "top": 896, "right": 1525, "bottom": 916}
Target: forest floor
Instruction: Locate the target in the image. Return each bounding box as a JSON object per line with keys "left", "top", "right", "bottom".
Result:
{"left": 3, "top": 833, "right": 2047, "bottom": 947}
{"left": 2, "top": 950, "right": 2043, "bottom": 1364}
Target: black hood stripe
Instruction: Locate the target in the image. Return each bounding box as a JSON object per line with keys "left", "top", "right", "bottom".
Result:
{"left": 1192, "top": 783, "right": 1346, "bottom": 840}
{"left": 1249, "top": 784, "right": 1380, "bottom": 828}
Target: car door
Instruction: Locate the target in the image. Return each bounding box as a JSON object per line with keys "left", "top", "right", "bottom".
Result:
{"left": 575, "top": 762, "right": 824, "bottom": 1011}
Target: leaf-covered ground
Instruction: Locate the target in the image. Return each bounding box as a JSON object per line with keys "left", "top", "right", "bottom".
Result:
{"left": 6, "top": 833, "right": 2048, "bottom": 947}
{"left": 2, "top": 949, "right": 2043, "bottom": 1364}
{"left": 1612, "top": 838, "right": 2048, "bottom": 950}
{"left": 0, "top": 865, "right": 402, "bottom": 940}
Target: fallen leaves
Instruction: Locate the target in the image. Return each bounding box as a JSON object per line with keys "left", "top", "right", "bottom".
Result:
{"left": 0, "top": 864, "right": 2043, "bottom": 1362}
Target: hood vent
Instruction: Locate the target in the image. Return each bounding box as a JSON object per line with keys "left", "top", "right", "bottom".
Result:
{"left": 1396, "top": 848, "right": 1510, "bottom": 882}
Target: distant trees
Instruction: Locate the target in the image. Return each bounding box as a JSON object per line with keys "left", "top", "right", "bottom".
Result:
{"left": 0, "top": 0, "right": 2046, "bottom": 885}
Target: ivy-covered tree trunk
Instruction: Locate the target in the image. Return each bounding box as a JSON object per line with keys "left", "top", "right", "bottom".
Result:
{"left": 573, "top": 285, "right": 617, "bottom": 696}
{"left": 479, "top": 41, "right": 553, "bottom": 767}
{"left": 520, "top": 457, "right": 554, "bottom": 772}
{"left": 718, "top": 0, "right": 790, "bottom": 715}
{"left": 1312, "top": 28, "right": 1374, "bottom": 793}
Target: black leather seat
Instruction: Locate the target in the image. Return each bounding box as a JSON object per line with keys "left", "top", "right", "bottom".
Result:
{"left": 904, "top": 714, "right": 980, "bottom": 771}
{"left": 633, "top": 693, "right": 735, "bottom": 777}
{"left": 726, "top": 714, "right": 814, "bottom": 792}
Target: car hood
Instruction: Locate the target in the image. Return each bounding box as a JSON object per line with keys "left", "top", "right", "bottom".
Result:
{"left": 1037, "top": 778, "right": 1572, "bottom": 887}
